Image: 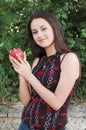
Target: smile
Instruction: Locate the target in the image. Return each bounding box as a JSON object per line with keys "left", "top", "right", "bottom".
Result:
{"left": 39, "top": 38, "right": 46, "bottom": 42}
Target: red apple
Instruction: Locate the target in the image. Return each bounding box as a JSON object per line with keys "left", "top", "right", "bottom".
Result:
{"left": 10, "top": 48, "right": 24, "bottom": 61}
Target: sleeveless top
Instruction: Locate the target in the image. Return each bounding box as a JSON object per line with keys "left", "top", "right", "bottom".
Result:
{"left": 21, "top": 52, "right": 78, "bottom": 130}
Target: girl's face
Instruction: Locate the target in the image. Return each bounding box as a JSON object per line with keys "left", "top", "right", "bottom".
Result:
{"left": 31, "top": 18, "right": 54, "bottom": 49}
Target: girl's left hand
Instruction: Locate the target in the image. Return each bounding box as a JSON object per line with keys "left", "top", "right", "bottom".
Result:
{"left": 9, "top": 52, "right": 32, "bottom": 80}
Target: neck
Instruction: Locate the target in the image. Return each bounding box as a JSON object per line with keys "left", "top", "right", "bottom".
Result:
{"left": 45, "top": 44, "right": 56, "bottom": 57}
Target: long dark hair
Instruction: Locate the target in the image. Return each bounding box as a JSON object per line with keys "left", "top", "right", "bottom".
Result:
{"left": 28, "top": 11, "right": 70, "bottom": 58}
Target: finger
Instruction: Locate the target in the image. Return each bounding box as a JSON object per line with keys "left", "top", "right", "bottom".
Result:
{"left": 10, "top": 56, "right": 21, "bottom": 66}
{"left": 16, "top": 54, "right": 24, "bottom": 63}
{"left": 17, "top": 53, "right": 27, "bottom": 64}
{"left": 24, "top": 51, "right": 26, "bottom": 60}
{"left": 9, "top": 55, "right": 15, "bottom": 64}
{"left": 12, "top": 64, "right": 19, "bottom": 73}
{"left": 9, "top": 55, "right": 12, "bottom": 63}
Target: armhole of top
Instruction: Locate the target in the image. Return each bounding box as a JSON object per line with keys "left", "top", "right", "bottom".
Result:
{"left": 60, "top": 53, "right": 67, "bottom": 64}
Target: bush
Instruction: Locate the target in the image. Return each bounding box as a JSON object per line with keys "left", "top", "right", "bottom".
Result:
{"left": 0, "top": 0, "right": 86, "bottom": 103}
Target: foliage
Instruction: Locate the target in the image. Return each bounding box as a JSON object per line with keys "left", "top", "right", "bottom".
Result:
{"left": 0, "top": 0, "right": 86, "bottom": 104}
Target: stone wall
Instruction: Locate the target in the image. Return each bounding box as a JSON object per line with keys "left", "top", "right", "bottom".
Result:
{"left": 0, "top": 102, "right": 86, "bottom": 130}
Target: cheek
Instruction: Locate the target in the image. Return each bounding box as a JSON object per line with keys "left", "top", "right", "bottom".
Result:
{"left": 32, "top": 35, "right": 40, "bottom": 45}
{"left": 48, "top": 29, "right": 54, "bottom": 39}
{"left": 32, "top": 35, "right": 37, "bottom": 42}
{"left": 49, "top": 32, "right": 54, "bottom": 41}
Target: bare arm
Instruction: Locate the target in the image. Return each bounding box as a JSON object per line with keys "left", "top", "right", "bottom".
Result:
{"left": 19, "top": 75, "right": 31, "bottom": 106}
{"left": 19, "top": 57, "right": 39, "bottom": 106}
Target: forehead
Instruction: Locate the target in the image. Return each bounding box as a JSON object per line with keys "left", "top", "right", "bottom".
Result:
{"left": 31, "top": 18, "right": 51, "bottom": 30}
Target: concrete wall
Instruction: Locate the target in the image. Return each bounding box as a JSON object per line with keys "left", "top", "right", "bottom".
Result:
{"left": 0, "top": 102, "right": 86, "bottom": 130}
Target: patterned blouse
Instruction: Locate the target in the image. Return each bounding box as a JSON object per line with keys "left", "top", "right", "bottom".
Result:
{"left": 21, "top": 52, "right": 78, "bottom": 130}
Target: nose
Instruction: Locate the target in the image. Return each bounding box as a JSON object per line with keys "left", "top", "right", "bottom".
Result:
{"left": 37, "top": 31, "right": 43, "bottom": 38}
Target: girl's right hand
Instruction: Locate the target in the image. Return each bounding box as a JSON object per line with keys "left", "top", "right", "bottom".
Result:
{"left": 9, "top": 52, "right": 32, "bottom": 81}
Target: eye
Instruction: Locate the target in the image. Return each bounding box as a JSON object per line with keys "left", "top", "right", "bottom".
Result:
{"left": 32, "top": 31, "right": 38, "bottom": 34}
{"left": 42, "top": 27, "right": 47, "bottom": 31}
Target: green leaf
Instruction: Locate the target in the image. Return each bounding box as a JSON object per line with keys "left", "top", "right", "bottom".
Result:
{"left": 0, "top": 52, "right": 4, "bottom": 60}
{"left": 81, "top": 29, "right": 86, "bottom": 38}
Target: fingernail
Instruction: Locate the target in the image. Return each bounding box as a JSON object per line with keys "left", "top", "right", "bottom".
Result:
{"left": 16, "top": 54, "right": 19, "bottom": 57}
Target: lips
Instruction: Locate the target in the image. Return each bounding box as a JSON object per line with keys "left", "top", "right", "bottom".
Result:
{"left": 39, "top": 38, "right": 46, "bottom": 43}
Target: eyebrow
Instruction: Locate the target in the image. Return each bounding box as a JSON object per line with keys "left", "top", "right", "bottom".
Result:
{"left": 31, "top": 25, "right": 46, "bottom": 31}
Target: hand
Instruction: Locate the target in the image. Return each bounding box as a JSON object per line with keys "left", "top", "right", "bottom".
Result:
{"left": 9, "top": 52, "right": 32, "bottom": 80}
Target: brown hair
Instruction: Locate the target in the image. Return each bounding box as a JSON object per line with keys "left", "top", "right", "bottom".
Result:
{"left": 27, "top": 11, "right": 70, "bottom": 58}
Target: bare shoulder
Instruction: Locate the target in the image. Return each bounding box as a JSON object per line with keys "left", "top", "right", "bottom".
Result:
{"left": 61, "top": 52, "right": 79, "bottom": 66}
{"left": 67, "top": 52, "right": 78, "bottom": 59}
{"left": 61, "top": 52, "right": 80, "bottom": 79}
{"left": 32, "top": 57, "right": 40, "bottom": 70}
